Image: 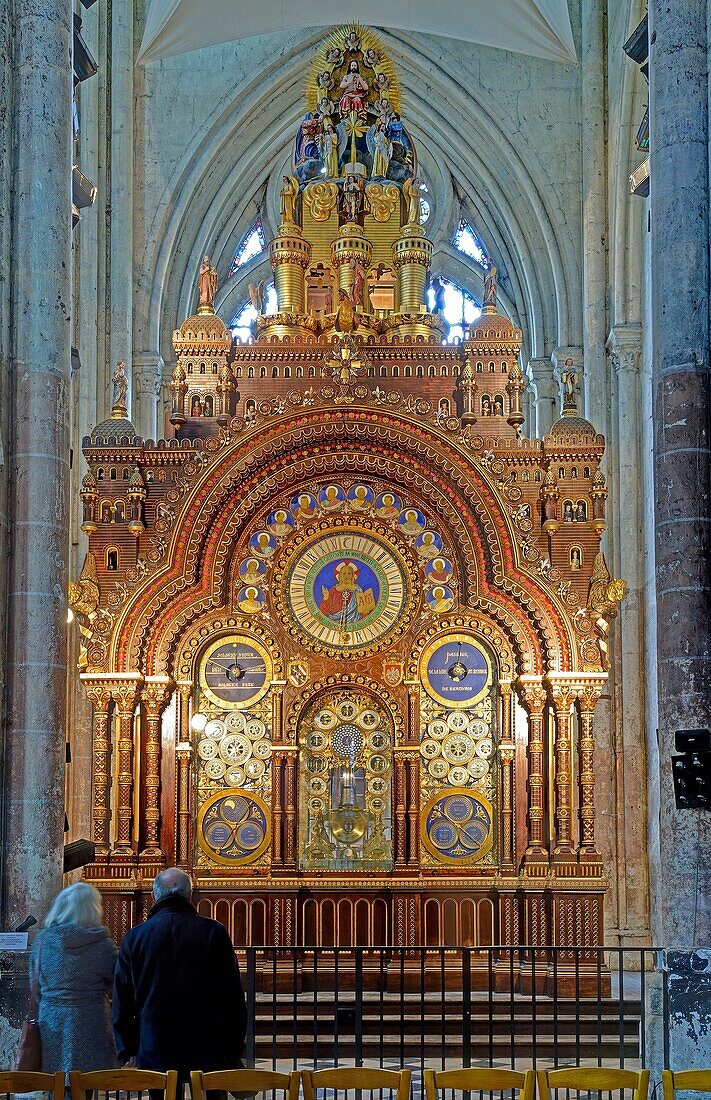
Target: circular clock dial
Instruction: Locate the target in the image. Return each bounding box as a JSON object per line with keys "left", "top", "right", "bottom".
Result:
{"left": 284, "top": 531, "right": 408, "bottom": 652}
{"left": 419, "top": 634, "right": 493, "bottom": 709}
{"left": 200, "top": 637, "right": 272, "bottom": 710}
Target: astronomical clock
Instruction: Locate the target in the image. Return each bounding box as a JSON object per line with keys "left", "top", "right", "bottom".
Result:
{"left": 72, "top": 24, "right": 625, "bottom": 988}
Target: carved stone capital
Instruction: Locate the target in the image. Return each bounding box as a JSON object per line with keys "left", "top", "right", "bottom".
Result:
{"left": 605, "top": 324, "right": 642, "bottom": 377}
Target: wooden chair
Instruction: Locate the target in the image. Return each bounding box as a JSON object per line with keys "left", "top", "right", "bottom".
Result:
{"left": 69, "top": 1069, "right": 179, "bottom": 1100}
{"left": 662, "top": 1070, "right": 711, "bottom": 1100}
{"left": 425, "top": 1068, "right": 535, "bottom": 1100}
{"left": 537, "top": 1068, "right": 650, "bottom": 1100}
{"left": 191, "top": 1069, "right": 300, "bottom": 1100}
{"left": 302, "top": 1068, "right": 411, "bottom": 1100}
{"left": 0, "top": 1072, "right": 64, "bottom": 1099}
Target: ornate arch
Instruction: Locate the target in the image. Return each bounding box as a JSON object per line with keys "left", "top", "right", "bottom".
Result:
{"left": 104, "top": 407, "right": 575, "bottom": 677}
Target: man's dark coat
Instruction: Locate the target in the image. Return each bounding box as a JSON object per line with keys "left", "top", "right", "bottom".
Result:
{"left": 113, "top": 893, "right": 247, "bottom": 1077}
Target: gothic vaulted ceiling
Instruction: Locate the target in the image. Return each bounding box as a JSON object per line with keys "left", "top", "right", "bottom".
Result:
{"left": 137, "top": 0, "right": 577, "bottom": 66}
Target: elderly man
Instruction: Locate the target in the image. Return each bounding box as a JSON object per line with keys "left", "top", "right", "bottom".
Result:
{"left": 113, "top": 868, "right": 247, "bottom": 1082}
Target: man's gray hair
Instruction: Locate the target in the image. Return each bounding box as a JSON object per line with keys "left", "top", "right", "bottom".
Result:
{"left": 153, "top": 867, "right": 193, "bottom": 902}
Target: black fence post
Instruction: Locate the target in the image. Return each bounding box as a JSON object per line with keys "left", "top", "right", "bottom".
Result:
{"left": 246, "top": 947, "right": 257, "bottom": 1068}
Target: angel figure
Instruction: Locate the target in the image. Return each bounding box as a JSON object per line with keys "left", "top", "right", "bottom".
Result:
{"left": 198, "top": 255, "right": 218, "bottom": 309}
{"left": 317, "top": 69, "right": 334, "bottom": 91}
{"left": 364, "top": 47, "right": 381, "bottom": 68}
{"left": 320, "top": 123, "right": 340, "bottom": 179}
{"left": 326, "top": 46, "right": 344, "bottom": 67}
{"left": 343, "top": 29, "right": 361, "bottom": 51}
{"left": 248, "top": 280, "right": 266, "bottom": 315}
{"left": 373, "top": 97, "right": 393, "bottom": 124}
{"left": 280, "top": 175, "right": 299, "bottom": 225}
{"left": 318, "top": 96, "right": 337, "bottom": 120}
{"left": 402, "top": 177, "right": 422, "bottom": 226}
{"left": 369, "top": 122, "right": 392, "bottom": 178}
{"left": 374, "top": 72, "right": 390, "bottom": 92}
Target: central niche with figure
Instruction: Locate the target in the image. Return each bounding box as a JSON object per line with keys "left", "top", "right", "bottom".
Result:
{"left": 299, "top": 689, "right": 393, "bottom": 872}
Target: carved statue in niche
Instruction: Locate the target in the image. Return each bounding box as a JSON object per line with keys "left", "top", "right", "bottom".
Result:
{"left": 402, "top": 176, "right": 421, "bottom": 225}
{"left": 483, "top": 262, "right": 498, "bottom": 308}
{"left": 280, "top": 176, "right": 300, "bottom": 225}
{"left": 248, "top": 280, "right": 267, "bottom": 315}
{"left": 321, "top": 123, "right": 340, "bottom": 179}
{"left": 341, "top": 173, "right": 365, "bottom": 221}
{"left": 111, "top": 360, "right": 128, "bottom": 409}
{"left": 198, "top": 255, "right": 218, "bottom": 309}
{"left": 369, "top": 122, "right": 392, "bottom": 178}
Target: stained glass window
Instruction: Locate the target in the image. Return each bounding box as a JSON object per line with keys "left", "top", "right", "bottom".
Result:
{"left": 426, "top": 276, "right": 481, "bottom": 344}
{"left": 228, "top": 217, "right": 266, "bottom": 277}
{"left": 453, "top": 218, "right": 487, "bottom": 265}
{"left": 419, "top": 180, "right": 431, "bottom": 225}
{"left": 230, "top": 283, "right": 277, "bottom": 342}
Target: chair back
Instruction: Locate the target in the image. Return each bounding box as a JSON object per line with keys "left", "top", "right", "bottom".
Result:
{"left": 662, "top": 1070, "right": 711, "bottom": 1100}
{"left": 537, "top": 1067, "right": 650, "bottom": 1100}
{"left": 425, "top": 1068, "right": 535, "bottom": 1100}
{"left": 191, "top": 1069, "right": 300, "bottom": 1100}
{"left": 69, "top": 1068, "right": 179, "bottom": 1100}
{"left": 0, "top": 1071, "right": 64, "bottom": 1100}
{"left": 302, "top": 1067, "right": 411, "bottom": 1100}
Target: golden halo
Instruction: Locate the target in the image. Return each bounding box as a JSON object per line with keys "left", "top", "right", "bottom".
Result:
{"left": 306, "top": 24, "right": 401, "bottom": 116}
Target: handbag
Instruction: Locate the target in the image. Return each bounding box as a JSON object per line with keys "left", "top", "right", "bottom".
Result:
{"left": 15, "top": 941, "right": 41, "bottom": 1071}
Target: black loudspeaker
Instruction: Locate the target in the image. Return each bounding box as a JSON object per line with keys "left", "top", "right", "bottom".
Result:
{"left": 672, "top": 728, "right": 711, "bottom": 809}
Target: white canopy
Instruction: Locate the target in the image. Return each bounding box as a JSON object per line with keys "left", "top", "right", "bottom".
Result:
{"left": 137, "top": 0, "right": 577, "bottom": 67}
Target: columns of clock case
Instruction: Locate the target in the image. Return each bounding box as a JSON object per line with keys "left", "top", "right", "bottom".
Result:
{"left": 112, "top": 679, "right": 143, "bottom": 858}
{"left": 140, "top": 678, "right": 172, "bottom": 861}
{"left": 176, "top": 682, "right": 193, "bottom": 868}
{"left": 498, "top": 682, "right": 516, "bottom": 872}
{"left": 407, "top": 755, "right": 420, "bottom": 865}
{"left": 283, "top": 750, "right": 298, "bottom": 869}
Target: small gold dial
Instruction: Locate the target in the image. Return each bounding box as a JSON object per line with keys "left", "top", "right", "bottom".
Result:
{"left": 199, "top": 636, "right": 273, "bottom": 710}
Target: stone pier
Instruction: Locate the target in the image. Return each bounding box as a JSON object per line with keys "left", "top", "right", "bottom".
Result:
{"left": 0, "top": 0, "right": 73, "bottom": 1060}
{"left": 648, "top": 0, "right": 711, "bottom": 1069}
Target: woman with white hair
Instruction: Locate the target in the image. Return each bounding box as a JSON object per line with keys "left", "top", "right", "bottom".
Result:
{"left": 30, "top": 881, "right": 118, "bottom": 1074}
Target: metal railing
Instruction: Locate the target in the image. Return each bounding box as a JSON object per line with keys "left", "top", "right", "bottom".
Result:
{"left": 243, "top": 946, "right": 665, "bottom": 1073}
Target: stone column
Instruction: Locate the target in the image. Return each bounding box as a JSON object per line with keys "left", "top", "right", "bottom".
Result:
{"left": 2, "top": 0, "right": 73, "bottom": 927}
{"left": 133, "top": 353, "right": 164, "bottom": 441}
{"left": 581, "top": 0, "right": 608, "bottom": 428}
{"left": 648, "top": 0, "right": 711, "bottom": 946}
{"left": 528, "top": 357, "right": 557, "bottom": 437}
{"left": 107, "top": 0, "right": 135, "bottom": 405}
{"left": 606, "top": 324, "right": 651, "bottom": 943}
{"left": 647, "top": 1, "right": 711, "bottom": 1068}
